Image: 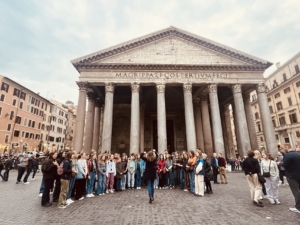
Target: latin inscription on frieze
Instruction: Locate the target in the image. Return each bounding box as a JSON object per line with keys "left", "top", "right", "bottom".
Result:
{"left": 116, "top": 72, "right": 231, "bottom": 79}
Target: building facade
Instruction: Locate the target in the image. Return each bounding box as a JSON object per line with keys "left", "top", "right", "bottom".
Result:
{"left": 71, "top": 27, "right": 276, "bottom": 157}
{"left": 0, "top": 76, "right": 52, "bottom": 154}
{"left": 251, "top": 51, "right": 300, "bottom": 149}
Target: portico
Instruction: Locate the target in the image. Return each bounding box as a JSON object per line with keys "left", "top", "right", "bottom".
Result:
{"left": 71, "top": 26, "right": 277, "bottom": 156}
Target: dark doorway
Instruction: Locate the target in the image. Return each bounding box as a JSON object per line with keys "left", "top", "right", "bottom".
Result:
{"left": 152, "top": 119, "right": 175, "bottom": 152}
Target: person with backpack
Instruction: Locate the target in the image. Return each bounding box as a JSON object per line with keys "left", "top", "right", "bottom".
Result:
{"left": 41, "top": 152, "right": 58, "bottom": 207}
{"left": 57, "top": 151, "right": 72, "bottom": 209}
{"left": 52, "top": 151, "right": 65, "bottom": 202}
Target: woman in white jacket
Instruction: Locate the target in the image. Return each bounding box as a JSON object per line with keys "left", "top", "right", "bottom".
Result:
{"left": 106, "top": 154, "right": 116, "bottom": 193}
{"left": 261, "top": 153, "right": 280, "bottom": 205}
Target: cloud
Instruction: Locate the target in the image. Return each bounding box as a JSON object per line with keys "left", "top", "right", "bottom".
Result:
{"left": 0, "top": 0, "right": 299, "bottom": 105}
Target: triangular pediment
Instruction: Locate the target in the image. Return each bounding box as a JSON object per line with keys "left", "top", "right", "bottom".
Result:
{"left": 92, "top": 36, "right": 247, "bottom": 65}
{"left": 71, "top": 26, "right": 272, "bottom": 68}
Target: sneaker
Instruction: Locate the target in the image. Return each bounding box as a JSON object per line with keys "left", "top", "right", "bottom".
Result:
{"left": 289, "top": 207, "right": 300, "bottom": 213}
{"left": 90, "top": 194, "right": 95, "bottom": 197}
{"left": 253, "top": 201, "right": 264, "bottom": 207}
{"left": 159, "top": 187, "right": 162, "bottom": 189}
{"left": 39, "top": 193, "right": 43, "bottom": 197}
{"left": 110, "top": 189, "right": 114, "bottom": 193}
{"left": 31, "top": 178, "right": 35, "bottom": 181}
{"left": 106, "top": 190, "right": 109, "bottom": 194}
{"left": 278, "top": 180, "right": 282, "bottom": 186}
{"left": 79, "top": 197, "right": 84, "bottom": 201}
{"left": 50, "top": 191, "right": 53, "bottom": 195}
{"left": 58, "top": 206, "right": 66, "bottom": 209}
{"left": 169, "top": 187, "right": 172, "bottom": 189}
{"left": 42, "top": 203, "right": 52, "bottom": 207}
{"left": 274, "top": 199, "right": 281, "bottom": 205}
{"left": 86, "top": 194, "right": 92, "bottom": 198}
{"left": 23, "top": 182, "right": 30, "bottom": 185}
{"left": 262, "top": 195, "right": 268, "bottom": 199}
{"left": 268, "top": 198, "right": 275, "bottom": 205}
{"left": 183, "top": 189, "right": 188, "bottom": 192}
{"left": 66, "top": 199, "right": 74, "bottom": 204}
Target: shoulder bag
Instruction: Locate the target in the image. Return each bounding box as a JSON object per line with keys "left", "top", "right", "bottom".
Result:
{"left": 262, "top": 161, "right": 271, "bottom": 178}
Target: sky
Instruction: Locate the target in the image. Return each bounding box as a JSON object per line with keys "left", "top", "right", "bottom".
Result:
{"left": 0, "top": 0, "right": 300, "bottom": 104}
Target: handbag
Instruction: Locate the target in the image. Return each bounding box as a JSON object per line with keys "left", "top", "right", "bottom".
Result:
{"left": 258, "top": 174, "right": 266, "bottom": 184}
{"left": 262, "top": 161, "right": 271, "bottom": 178}
{"left": 205, "top": 170, "right": 214, "bottom": 181}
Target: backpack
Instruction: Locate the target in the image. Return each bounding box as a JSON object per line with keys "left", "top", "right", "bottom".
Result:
{"left": 57, "top": 161, "right": 64, "bottom": 175}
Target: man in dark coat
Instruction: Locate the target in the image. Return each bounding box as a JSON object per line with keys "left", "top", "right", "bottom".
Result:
{"left": 210, "top": 153, "right": 219, "bottom": 184}
{"left": 4, "top": 155, "right": 13, "bottom": 181}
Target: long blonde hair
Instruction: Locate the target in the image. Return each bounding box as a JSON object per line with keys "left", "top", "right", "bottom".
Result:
{"left": 254, "top": 150, "right": 262, "bottom": 160}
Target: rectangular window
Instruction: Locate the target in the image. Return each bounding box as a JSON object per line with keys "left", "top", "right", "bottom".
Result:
{"left": 45, "top": 104, "right": 47, "bottom": 111}
{"left": 279, "top": 116, "right": 286, "bottom": 125}
{"left": 10, "top": 111, "right": 14, "bottom": 120}
{"left": 276, "top": 102, "right": 283, "bottom": 111}
{"left": 283, "top": 73, "right": 287, "bottom": 82}
{"left": 30, "top": 133, "right": 34, "bottom": 139}
{"left": 12, "top": 99, "right": 16, "bottom": 106}
{"left": 284, "top": 87, "right": 291, "bottom": 93}
{"left": 4, "top": 135, "right": 9, "bottom": 144}
{"left": 20, "top": 92, "right": 26, "bottom": 100}
{"left": 32, "top": 121, "right": 35, "bottom": 128}
{"left": 275, "top": 135, "right": 279, "bottom": 140}
{"left": 272, "top": 119, "right": 276, "bottom": 127}
{"left": 260, "top": 137, "right": 264, "bottom": 142}
{"left": 255, "top": 112, "right": 259, "bottom": 119}
{"left": 22, "top": 131, "right": 25, "bottom": 137}
{"left": 257, "top": 123, "right": 261, "bottom": 132}
{"left": 274, "top": 93, "right": 280, "bottom": 98}
{"left": 289, "top": 113, "right": 298, "bottom": 124}
{"left": 0, "top": 94, "right": 5, "bottom": 102}
{"left": 24, "top": 118, "right": 27, "bottom": 126}
{"left": 28, "top": 120, "right": 31, "bottom": 127}
{"left": 14, "top": 130, "right": 20, "bottom": 137}
{"left": 38, "top": 123, "right": 41, "bottom": 129}
{"left": 15, "top": 116, "right": 21, "bottom": 124}
{"left": 25, "top": 132, "right": 29, "bottom": 138}
{"left": 269, "top": 106, "right": 273, "bottom": 114}
{"left": 0, "top": 106, "right": 2, "bottom": 116}
{"left": 41, "top": 102, "right": 44, "bottom": 109}
{"left": 31, "top": 107, "right": 34, "bottom": 113}
{"left": 288, "top": 97, "right": 293, "bottom": 106}
{"left": 295, "top": 65, "right": 300, "bottom": 74}
{"left": 35, "top": 134, "right": 39, "bottom": 140}
{"left": 1, "top": 82, "right": 9, "bottom": 92}
{"left": 31, "top": 97, "right": 35, "bottom": 104}
{"left": 297, "top": 81, "right": 300, "bottom": 87}
{"left": 26, "top": 105, "right": 30, "bottom": 112}
{"left": 28, "top": 95, "right": 31, "bottom": 103}
{"left": 19, "top": 101, "right": 23, "bottom": 109}
{"left": 7, "top": 124, "right": 11, "bottom": 131}
{"left": 13, "top": 88, "right": 20, "bottom": 97}
{"left": 267, "top": 97, "right": 271, "bottom": 102}
{"left": 297, "top": 131, "right": 300, "bottom": 138}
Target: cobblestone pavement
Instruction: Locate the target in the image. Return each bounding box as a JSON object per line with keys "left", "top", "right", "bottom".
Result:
{"left": 1, "top": 170, "right": 299, "bottom": 225}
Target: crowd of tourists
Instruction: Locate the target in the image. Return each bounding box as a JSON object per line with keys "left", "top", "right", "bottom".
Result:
{"left": 1, "top": 144, "right": 299, "bottom": 214}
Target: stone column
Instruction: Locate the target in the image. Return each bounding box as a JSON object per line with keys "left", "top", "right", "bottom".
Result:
{"left": 156, "top": 84, "right": 167, "bottom": 153}
{"left": 224, "top": 104, "right": 235, "bottom": 158}
{"left": 73, "top": 82, "right": 88, "bottom": 152}
{"left": 220, "top": 106, "right": 230, "bottom": 158}
{"left": 208, "top": 84, "right": 225, "bottom": 156}
{"left": 183, "top": 83, "right": 197, "bottom": 151}
{"left": 83, "top": 92, "right": 96, "bottom": 153}
{"left": 194, "top": 97, "right": 205, "bottom": 151}
{"left": 243, "top": 93, "right": 259, "bottom": 150}
{"left": 130, "top": 83, "right": 140, "bottom": 154}
{"left": 232, "top": 103, "right": 243, "bottom": 157}
{"left": 201, "top": 92, "right": 213, "bottom": 156}
{"left": 102, "top": 83, "right": 115, "bottom": 153}
{"left": 288, "top": 130, "right": 294, "bottom": 148}
{"left": 257, "top": 84, "right": 277, "bottom": 154}
{"left": 140, "top": 104, "right": 145, "bottom": 152}
{"left": 231, "top": 84, "right": 251, "bottom": 156}
{"left": 92, "top": 100, "right": 101, "bottom": 154}
{"left": 99, "top": 106, "right": 104, "bottom": 153}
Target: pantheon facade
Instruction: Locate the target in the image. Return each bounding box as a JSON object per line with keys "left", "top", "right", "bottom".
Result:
{"left": 71, "top": 27, "right": 277, "bottom": 157}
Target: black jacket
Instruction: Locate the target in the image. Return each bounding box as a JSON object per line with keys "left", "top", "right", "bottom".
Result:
{"left": 242, "top": 157, "right": 260, "bottom": 175}
{"left": 141, "top": 152, "right": 158, "bottom": 181}
{"left": 282, "top": 151, "right": 300, "bottom": 179}
{"left": 42, "top": 159, "right": 57, "bottom": 180}
{"left": 61, "top": 159, "right": 72, "bottom": 180}
{"left": 210, "top": 157, "right": 218, "bottom": 168}
{"left": 5, "top": 159, "right": 13, "bottom": 170}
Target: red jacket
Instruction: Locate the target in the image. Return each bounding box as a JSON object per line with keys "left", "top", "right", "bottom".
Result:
{"left": 157, "top": 160, "right": 166, "bottom": 174}
{"left": 87, "top": 159, "right": 98, "bottom": 175}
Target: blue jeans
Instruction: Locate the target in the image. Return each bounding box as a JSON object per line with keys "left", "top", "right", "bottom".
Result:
{"left": 87, "top": 172, "right": 95, "bottom": 194}
{"left": 116, "top": 178, "right": 122, "bottom": 191}
{"left": 136, "top": 170, "right": 142, "bottom": 187}
{"left": 23, "top": 168, "right": 32, "bottom": 182}
{"left": 39, "top": 180, "right": 45, "bottom": 193}
{"left": 166, "top": 171, "right": 174, "bottom": 187}
{"left": 96, "top": 174, "right": 106, "bottom": 195}
{"left": 147, "top": 180, "right": 154, "bottom": 197}
{"left": 189, "top": 170, "right": 195, "bottom": 193}
{"left": 121, "top": 174, "right": 126, "bottom": 189}
{"left": 127, "top": 172, "right": 135, "bottom": 188}
{"left": 154, "top": 173, "right": 159, "bottom": 187}
{"left": 179, "top": 169, "right": 185, "bottom": 189}
{"left": 67, "top": 177, "right": 76, "bottom": 199}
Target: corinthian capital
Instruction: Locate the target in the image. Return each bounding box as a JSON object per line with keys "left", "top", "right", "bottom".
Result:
{"left": 231, "top": 84, "right": 242, "bottom": 94}
{"left": 156, "top": 83, "right": 165, "bottom": 93}
{"left": 131, "top": 83, "right": 140, "bottom": 93}
{"left": 256, "top": 83, "right": 267, "bottom": 94}
{"left": 208, "top": 84, "right": 217, "bottom": 93}
{"left": 77, "top": 82, "right": 89, "bottom": 92}
{"left": 183, "top": 83, "right": 192, "bottom": 93}
{"left": 105, "top": 83, "right": 115, "bottom": 93}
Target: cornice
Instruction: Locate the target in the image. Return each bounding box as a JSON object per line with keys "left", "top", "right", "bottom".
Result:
{"left": 71, "top": 26, "right": 272, "bottom": 68}
{"left": 73, "top": 63, "right": 266, "bottom": 71}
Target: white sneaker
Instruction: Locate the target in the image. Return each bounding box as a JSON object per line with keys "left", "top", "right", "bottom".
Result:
{"left": 289, "top": 207, "right": 300, "bottom": 213}
{"left": 86, "top": 194, "right": 92, "bottom": 198}
{"left": 23, "top": 182, "right": 30, "bottom": 185}
{"left": 274, "top": 199, "right": 281, "bottom": 205}
{"left": 58, "top": 206, "right": 66, "bottom": 209}
{"left": 31, "top": 178, "right": 35, "bottom": 181}
{"left": 66, "top": 199, "right": 74, "bottom": 204}
{"left": 268, "top": 198, "right": 275, "bottom": 205}
{"left": 110, "top": 189, "right": 114, "bottom": 193}
{"left": 79, "top": 197, "right": 84, "bottom": 201}
{"left": 106, "top": 190, "right": 109, "bottom": 194}
{"left": 262, "top": 195, "right": 268, "bottom": 199}
{"left": 183, "top": 189, "right": 188, "bottom": 192}
{"left": 102, "top": 193, "right": 105, "bottom": 195}
{"left": 90, "top": 194, "right": 95, "bottom": 197}
{"left": 39, "top": 193, "right": 43, "bottom": 197}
